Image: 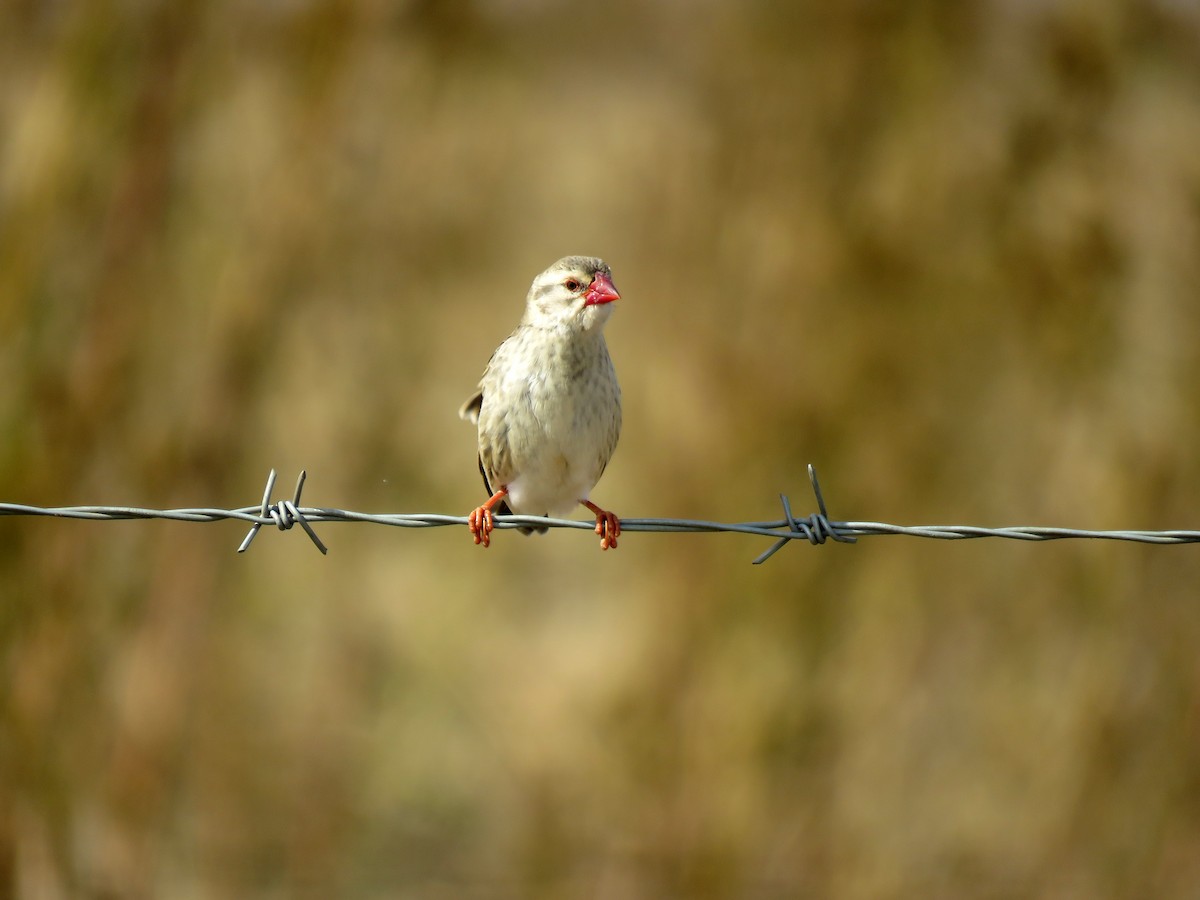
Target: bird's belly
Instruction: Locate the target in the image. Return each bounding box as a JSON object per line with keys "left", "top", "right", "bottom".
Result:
{"left": 506, "top": 462, "right": 594, "bottom": 519}
{"left": 505, "top": 409, "right": 610, "bottom": 517}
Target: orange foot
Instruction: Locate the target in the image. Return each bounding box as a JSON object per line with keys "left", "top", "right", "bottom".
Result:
{"left": 469, "top": 487, "right": 508, "bottom": 548}
{"left": 581, "top": 500, "right": 621, "bottom": 551}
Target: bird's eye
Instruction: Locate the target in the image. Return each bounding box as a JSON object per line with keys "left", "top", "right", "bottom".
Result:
{"left": 564, "top": 278, "right": 581, "bottom": 292}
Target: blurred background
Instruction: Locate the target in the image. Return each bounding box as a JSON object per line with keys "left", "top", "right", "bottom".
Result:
{"left": 2, "top": 0, "right": 1199, "bottom": 896}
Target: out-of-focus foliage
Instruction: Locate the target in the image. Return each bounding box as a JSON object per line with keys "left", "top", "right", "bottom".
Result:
{"left": 2, "top": 0, "right": 1199, "bottom": 896}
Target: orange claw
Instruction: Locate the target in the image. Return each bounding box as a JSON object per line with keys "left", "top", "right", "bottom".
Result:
{"left": 581, "top": 500, "right": 621, "bottom": 551}
{"left": 468, "top": 488, "right": 508, "bottom": 548}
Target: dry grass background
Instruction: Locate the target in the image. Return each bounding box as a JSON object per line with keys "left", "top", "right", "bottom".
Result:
{"left": 2, "top": 0, "right": 1200, "bottom": 897}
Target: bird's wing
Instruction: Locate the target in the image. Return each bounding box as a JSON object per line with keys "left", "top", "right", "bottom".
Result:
{"left": 476, "top": 453, "right": 515, "bottom": 515}
{"left": 459, "top": 340, "right": 506, "bottom": 424}
{"left": 591, "top": 347, "right": 622, "bottom": 483}
{"left": 467, "top": 380, "right": 513, "bottom": 505}
{"left": 463, "top": 339, "right": 518, "bottom": 499}
{"left": 477, "top": 412, "right": 514, "bottom": 498}
{"left": 467, "top": 383, "right": 515, "bottom": 503}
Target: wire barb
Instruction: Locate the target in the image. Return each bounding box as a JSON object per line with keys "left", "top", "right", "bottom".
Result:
{"left": 752, "top": 465, "right": 856, "bottom": 564}
{"left": 237, "top": 469, "right": 328, "bottom": 555}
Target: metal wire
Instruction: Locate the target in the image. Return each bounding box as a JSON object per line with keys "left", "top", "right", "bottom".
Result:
{"left": 2, "top": 466, "right": 1198, "bottom": 565}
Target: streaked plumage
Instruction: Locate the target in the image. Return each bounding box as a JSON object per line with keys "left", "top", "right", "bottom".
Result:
{"left": 460, "top": 256, "right": 623, "bottom": 549}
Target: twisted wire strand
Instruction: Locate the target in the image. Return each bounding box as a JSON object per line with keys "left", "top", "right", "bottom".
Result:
{"left": 2, "top": 466, "right": 1198, "bottom": 564}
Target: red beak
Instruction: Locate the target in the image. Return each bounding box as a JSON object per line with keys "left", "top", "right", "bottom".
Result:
{"left": 584, "top": 272, "right": 620, "bottom": 306}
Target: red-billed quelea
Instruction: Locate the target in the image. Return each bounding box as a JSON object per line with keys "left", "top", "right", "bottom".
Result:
{"left": 459, "top": 256, "right": 623, "bottom": 550}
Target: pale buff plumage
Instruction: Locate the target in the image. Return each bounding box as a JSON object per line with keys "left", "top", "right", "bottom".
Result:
{"left": 459, "top": 256, "right": 623, "bottom": 549}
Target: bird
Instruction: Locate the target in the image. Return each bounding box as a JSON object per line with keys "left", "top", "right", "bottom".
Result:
{"left": 459, "top": 256, "right": 623, "bottom": 551}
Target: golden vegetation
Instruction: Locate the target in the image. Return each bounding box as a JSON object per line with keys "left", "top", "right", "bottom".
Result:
{"left": 2, "top": 1, "right": 1199, "bottom": 896}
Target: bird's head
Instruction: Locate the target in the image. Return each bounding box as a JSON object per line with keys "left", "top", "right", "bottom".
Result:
{"left": 522, "top": 256, "right": 620, "bottom": 332}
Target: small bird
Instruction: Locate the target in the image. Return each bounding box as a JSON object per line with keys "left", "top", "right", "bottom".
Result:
{"left": 459, "top": 256, "right": 623, "bottom": 550}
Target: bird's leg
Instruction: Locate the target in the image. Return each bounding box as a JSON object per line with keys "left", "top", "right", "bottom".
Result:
{"left": 469, "top": 487, "right": 509, "bottom": 548}
{"left": 581, "top": 500, "right": 621, "bottom": 551}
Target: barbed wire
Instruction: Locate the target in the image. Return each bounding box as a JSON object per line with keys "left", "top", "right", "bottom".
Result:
{"left": 2, "top": 467, "right": 1198, "bottom": 565}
